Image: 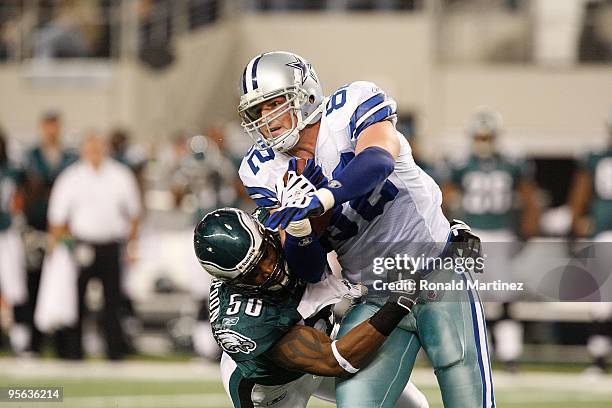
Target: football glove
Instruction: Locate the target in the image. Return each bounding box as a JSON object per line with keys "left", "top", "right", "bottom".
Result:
{"left": 265, "top": 192, "right": 325, "bottom": 230}
{"left": 275, "top": 158, "right": 326, "bottom": 207}
{"left": 449, "top": 219, "right": 483, "bottom": 273}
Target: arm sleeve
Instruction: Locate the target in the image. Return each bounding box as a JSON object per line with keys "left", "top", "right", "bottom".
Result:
{"left": 283, "top": 232, "right": 327, "bottom": 283}
{"left": 325, "top": 146, "right": 395, "bottom": 206}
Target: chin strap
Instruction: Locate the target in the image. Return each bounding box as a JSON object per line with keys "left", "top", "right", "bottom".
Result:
{"left": 276, "top": 102, "right": 326, "bottom": 152}
{"left": 296, "top": 100, "right": 325, "bottom": 132}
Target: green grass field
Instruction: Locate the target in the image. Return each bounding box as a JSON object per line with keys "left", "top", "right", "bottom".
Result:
{"left": 0, "top": 358, "right": 611, "bottom": 407}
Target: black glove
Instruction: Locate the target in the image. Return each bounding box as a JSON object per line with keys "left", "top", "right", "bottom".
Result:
{"left": 449, "top": 219, "right": 483, "bottom": 273}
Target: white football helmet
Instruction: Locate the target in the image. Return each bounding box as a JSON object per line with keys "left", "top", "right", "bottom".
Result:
{"left": 468, "top": 107, "right": 504, "bottom": 137}
{"left": 467, "top": 107, "right": 503, "bottom": 158}
{"left": 238, "top": 51, "right": 325, "bottom": 153}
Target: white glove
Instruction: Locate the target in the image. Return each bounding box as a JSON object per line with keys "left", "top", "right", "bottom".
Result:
{"left": 275, "top": 171, "right": 317, "bottom": 208}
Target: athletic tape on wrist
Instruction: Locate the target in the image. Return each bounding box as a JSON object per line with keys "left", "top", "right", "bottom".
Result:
{"left": 285, "top": 219, "right": 312, "bottom": 237}
{"left": 331, "top": 340, "right": 359, "bottom": 374}
{"left": 315, "top": 188, "right": 335, "bottom": 212}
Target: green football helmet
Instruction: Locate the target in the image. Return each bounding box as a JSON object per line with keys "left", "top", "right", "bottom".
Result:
{"left": 194, "top": 208, "right": 300, "bottom": 300}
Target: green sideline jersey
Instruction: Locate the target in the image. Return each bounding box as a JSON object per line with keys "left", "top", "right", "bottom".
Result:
{"left": 23, "top": 147, "right": 76, "bottom": 231}
{"left": 580, "top": 148, "right": 612, "bottom": 235}
{"left": 446, "top": 154, "right": 531, "bottom": 231}
{"left": 0, "top": 166, "right": 22, "bottom": 231}
{"left": 209, "top": 279, "right": 306, "bottom": 386}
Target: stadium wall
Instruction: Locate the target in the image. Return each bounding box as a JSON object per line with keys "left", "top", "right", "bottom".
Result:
{"left": 0, "top": 12, "right": 610, "bottom": 158}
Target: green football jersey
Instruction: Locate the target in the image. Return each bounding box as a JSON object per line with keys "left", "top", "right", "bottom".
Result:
{"left": 209, "top": 279, "right": 306, "bottom": 386}
{"left": 447, "top": 154, "right": 530, "bottom": 231}
{"left": 580, "top": 148, "right": 612, "bottom": 235}
{"left": 23, "top": 146, "right": 77, "bottom": 231}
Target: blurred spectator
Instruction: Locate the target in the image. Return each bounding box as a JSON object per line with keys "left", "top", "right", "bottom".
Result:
{"left": 188, "top": 0, "right": 219, "bottom": 29}
{"left": 443, "top": 0, "right": 522, "bottom": 11}
{"left": 0, "top": 126, "right": 27, "bottom": 354}
{"left": 247, "top": 0, "right": 422, "bottom": 11}
{"left": 579, "top": 0, "right": 612, "bottom": 62}
{"left": 138, "top": 0, "right": 174, "bottom": 69}
{"left": 0, "top": 1, "right": 21, "bottom": 61}
{"left": 441, "top": 108, "right": 540, "bottom": 371}
{"left": 47, "top": 131, "right": 141, "bottom": 360}
{"left": 14, "top": 111, "right": 76, "bottom": 356}
{"left": 345, "top": 0, "right": 418, "bottom": 10}
{"left": 109, "top": 128, "right": 147, "bottom": 197}
{"left": 32, "top": 0, "right": 101, "bottom": 59}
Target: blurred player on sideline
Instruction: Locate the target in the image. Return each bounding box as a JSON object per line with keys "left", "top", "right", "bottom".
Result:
{"left": 14, "top": 111, "right": 77, "bottom": 356}
{"left": 441, "top": 108, "right": 540, "bottom": 372}
{"left": 568, "top": 109, "right": 612, "bottom": 374}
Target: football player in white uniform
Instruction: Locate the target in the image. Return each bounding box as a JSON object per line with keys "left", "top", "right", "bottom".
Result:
{"left": 237, "top": 51, "right": 494, "bottom": 408}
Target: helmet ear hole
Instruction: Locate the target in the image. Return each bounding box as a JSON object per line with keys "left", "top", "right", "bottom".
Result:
{"left": 309, "top": 94, "right": 315, "bottom": 103}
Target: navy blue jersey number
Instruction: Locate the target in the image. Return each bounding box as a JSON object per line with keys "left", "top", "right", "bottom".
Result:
{"left": 246, "top": 147, "right": 276, "bottom": 175}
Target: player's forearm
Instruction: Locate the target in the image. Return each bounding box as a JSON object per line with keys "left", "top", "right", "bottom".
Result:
{"left": 315, "top": 146, "right": 395, "bottom": 212}
{"left": 284, "top": 222, "right": 327, "bottom": 283}
{"left": 331, "top": 321, "right": 387, "bottom": 376}
{"left": 269, "top": 298, "right": 413, "bottom": 378}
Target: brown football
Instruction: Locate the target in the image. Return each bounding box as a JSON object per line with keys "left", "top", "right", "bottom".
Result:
{"left": 282, "top": 158, "right": 332, "bottom": 237}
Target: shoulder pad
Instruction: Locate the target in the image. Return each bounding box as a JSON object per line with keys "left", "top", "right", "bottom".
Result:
{"left": 324, "top": 81, "right": 397, "bottom": 139}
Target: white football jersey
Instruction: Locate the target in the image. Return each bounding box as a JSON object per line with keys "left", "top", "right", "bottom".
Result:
{"left": 239, "top": 81, "right": 450, "bottom": 284}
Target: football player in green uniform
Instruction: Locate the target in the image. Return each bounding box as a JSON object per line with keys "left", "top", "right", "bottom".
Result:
{"left": 568, "top": 110, "right": 612, "bottom": 374}
{"left": 14, "top": 111, "right": 77, "bottom": 355}
{"left": 194, "top": 208, "right": 429, "bottom": 408}
{"left": 441, "top": 108, "right": 539, "bottom": 371}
